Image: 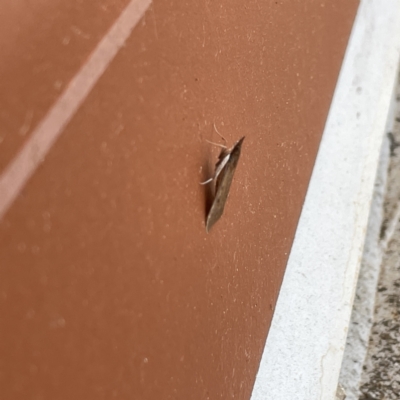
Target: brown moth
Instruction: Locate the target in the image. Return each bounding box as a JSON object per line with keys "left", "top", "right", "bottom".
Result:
{"left": 202, "top": 135, "right": 245, "bottom": 232}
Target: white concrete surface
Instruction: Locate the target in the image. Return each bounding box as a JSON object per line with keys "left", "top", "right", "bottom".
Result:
{"left": 337, "top": 111, "right": 390, "bottom": 400}
{"left": 251, "top": 1, "right": 400, "bottom": 399}
{"left": 338, "top": 76, "right": 400, "bottom": 399}
{"left": 349, "top": 75, "right": 400, "bottom": 400}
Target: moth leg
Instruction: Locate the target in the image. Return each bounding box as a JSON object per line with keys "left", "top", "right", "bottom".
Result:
{"left": 201, "top": 124, "right": 228, "bottom": 185}
{"left": 200, "top": 152, "right": 230, "bottom": 185}
{"left": 206, "top": 139, "right": 227, "bottom": 149}
{"left": 199, "top": 177, "right": 214, "bottom": 185}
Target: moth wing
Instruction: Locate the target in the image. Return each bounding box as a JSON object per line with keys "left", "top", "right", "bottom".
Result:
{"left": 201, "top": 148, "right": 230, "bottom": 185}
{"left": 206, "top": 137, "right": 245, "bottom": 232}
{"left": 213, "top": 153, "right": 230, "bottom": 182}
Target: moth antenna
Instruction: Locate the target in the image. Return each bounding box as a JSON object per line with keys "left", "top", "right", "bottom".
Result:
{"left": 213, "top": 123, "right": 227, "bottom": 144}
{"left": 199, "top": 177, "right": 213, "bottom": 185}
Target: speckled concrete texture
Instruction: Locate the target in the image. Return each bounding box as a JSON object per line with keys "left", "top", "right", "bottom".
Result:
{"left": 340, "top": 70, "right": 400, "bottom": 399}
{"left": 358, "top": 72, "right": 400, "bottom": 399}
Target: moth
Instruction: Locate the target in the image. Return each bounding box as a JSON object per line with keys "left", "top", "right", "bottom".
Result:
{"left": 202, "top": 129, "right": 245, "bottom": 232}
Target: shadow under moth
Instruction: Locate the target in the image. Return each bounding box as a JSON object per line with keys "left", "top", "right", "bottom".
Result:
{"left": 202, "top": 133, "right": 245, "bottom": 232}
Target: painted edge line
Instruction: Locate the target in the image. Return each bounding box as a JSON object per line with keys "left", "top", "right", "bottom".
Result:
{"left": 0, "top": 0, "right": 152, "bottom": 221}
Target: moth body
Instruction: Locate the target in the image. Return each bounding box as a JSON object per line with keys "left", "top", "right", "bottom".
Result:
{"left": 205, "top": 136, "right": 245, "bottom": 232}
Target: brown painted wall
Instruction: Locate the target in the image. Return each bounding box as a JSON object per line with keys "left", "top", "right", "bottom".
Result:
{"left": 0, "top": 1, "right": 359, "bottom": 399}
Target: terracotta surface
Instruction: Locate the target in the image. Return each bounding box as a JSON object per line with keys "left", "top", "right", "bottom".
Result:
{"left": 0, "top": 1, "right": 359, "bottom": 399}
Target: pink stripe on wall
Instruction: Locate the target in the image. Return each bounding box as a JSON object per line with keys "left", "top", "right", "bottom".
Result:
{"left": 0, "top": 0, "right": 151, "bottom": 221}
